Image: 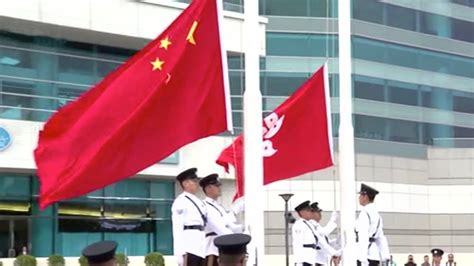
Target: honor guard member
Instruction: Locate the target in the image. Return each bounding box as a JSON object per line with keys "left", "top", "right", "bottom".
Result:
{"left": 82, "top": 240, "right": 117, "bottom": 266}
{"left": 431, "top": 248, "right": 444, "bottom": 266}
{"left": 200, "top": 174, "right": 243, "bottom": 266}
{"left": 292, "top": 200, "right": 319, "bottom": 266}
{"left": 214, "top": 233, "right": 251, "bottom": 266}
{"left": 172, "top": 168, "right": 208, "bottom": 266}
{"left": 309, "top": 202, "right": 340, "bottom": 265}
{"left": 355, "top": 183, "right": 390, "bottom": 266}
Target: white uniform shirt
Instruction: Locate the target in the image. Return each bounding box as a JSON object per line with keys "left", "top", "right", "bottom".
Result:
{"left": 171, "top": 191, "right": 207, "bottom": 261}
{"left": 203, "top": 197, "right": 236, "bottom": 256}
{"left": 355, "top": 203, "right": 390, "bottom": 263}
{"left": 292, "top": 218, "right": 318, "bottom": 265}
{"left": 309, "top": 220, "right": 338, "bottom": 265}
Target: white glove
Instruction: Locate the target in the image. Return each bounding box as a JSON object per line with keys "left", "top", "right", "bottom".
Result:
{"left": 359, "top": 260, "right": 369, "bottom": 266}
{"left": 176, "top": 255, "right": 184, "bottom": 265}
{"left": 228, "top": 223, "right": 244, "bottom": 233}
{"left": 231, "top": 198, "right": 245, "bottom": 215}
{"left": 329, "top": 211, "right": 338, "bottom": 223}
{"left": 333, "top": 249, "right": 342, "bottom": 257}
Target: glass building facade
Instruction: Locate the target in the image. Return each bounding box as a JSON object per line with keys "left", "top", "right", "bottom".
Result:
{"left": 0, "top": 174, "right": 174, "bottom": 257}
{"left": 0, "top": 0, "right": 473, "bottom": 258}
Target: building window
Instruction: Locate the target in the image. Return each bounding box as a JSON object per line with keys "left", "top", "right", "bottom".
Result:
{"left": 388, "top": 119, "right": 420, "bottom": 143}
{"left": 266, "top": 33, "right": 338, "bottom": 57}
{"left": 453, "top": 93, "right": 474, "bottom": 113}
{"left": 260, "top": 0, "right": 337, "bottom": 17}
{"left": 353, "top": 0, "right": 384, "bottom": 24}
{"left": 387, "top": 81, "right": 418, "bottom": 106}
{"left": 355, "top": 114, "right": 386, "bottom": 141}
{"left": 354, "top": 76, "right": 385, "bottom": 102}
{"left": 0, "top": 81, "right": 33, "bottom": 120}
{"left": 450, "top": 0, "right": 474, "bottom": 7}
{"left": 353, "top": 37, "right": 474, "bottom": 78}
{"left": 0, "top": 176, "right": 174, "bottom": 257}
{"left": 353, "top": 0, "right": 474, "bottom": 43}
{"left": 385, "top": 4, "right": 416, "bottom": 31}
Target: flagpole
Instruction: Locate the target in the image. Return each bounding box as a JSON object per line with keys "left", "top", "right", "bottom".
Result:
{"left": 243, "top": 0, "right": 264, "bottom": 265}
{"left": 338, "top": 0, "right": 357, "bottom": 265}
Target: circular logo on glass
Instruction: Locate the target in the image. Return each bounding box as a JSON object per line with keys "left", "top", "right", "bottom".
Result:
{"left": 0, "top": 126, "right": 12, "bottom": 151}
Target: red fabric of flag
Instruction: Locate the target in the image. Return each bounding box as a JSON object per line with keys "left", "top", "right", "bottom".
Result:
{"left": 216, "top": 64, "right": 333, "bottom": 200}
{"left": 35, "top": 0, "right": 231, "bottom": 209}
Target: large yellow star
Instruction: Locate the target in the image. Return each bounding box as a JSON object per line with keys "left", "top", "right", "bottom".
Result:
{"left": 160, "top": 37, "right": 172, "bottom": 50}
{"left": 151, "top": 58, "right": 164, "bottom": 71}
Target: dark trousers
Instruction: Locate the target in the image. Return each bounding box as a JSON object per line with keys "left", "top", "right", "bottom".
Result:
{"left": 301, "top": 263, "right": 312, "bottom": 266}
{"left": 357, "top": 260, "right": 380, "bottom": 266}
{"left": 184, "top": 253, "right": 204, "bottom": 266}
{"left": 204, "top": 255, "right": 219, "bottom": 266}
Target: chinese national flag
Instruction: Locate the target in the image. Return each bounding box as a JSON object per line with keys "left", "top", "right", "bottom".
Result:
{"left": 35, "top": 0, "right": 232, "bottom": 209}
{"left": 216, "top": 64, "right": 333, "bottom": 200}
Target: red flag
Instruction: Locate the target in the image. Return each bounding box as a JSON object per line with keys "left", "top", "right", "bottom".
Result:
{"left": 35, "top": 0, "right": 232, "bottom": 209}
{"left": 217, "top": 64, "right": 333, "bottom": 200}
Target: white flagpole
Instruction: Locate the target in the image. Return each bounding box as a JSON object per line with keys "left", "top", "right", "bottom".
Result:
{"left": 338, "top": 0, "right": 357, "bottom": 265}
{"left": 243, "top": 0, "right": 264, "bottom": 265}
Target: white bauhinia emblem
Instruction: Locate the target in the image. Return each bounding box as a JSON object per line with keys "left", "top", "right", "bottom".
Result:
{"left": 262, "top": 112, "right": 284, "bottom": 157}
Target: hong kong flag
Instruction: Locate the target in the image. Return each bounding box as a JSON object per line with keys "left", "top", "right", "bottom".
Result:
{"left": 216, "top": 64, "right": 333, "bottom": 200}
{"left": 35, "top": 0, "right": 232, "bottom": 209}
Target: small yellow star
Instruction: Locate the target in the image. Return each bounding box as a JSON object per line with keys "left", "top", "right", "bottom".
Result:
{"left": 160, "top": 37, "right": 172, "bottom": 50}
{"left": 151, "top": 58, "right": 164, "bottom": 71}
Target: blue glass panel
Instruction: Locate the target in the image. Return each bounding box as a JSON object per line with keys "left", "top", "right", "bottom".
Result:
{"left": 454, "top": 126, "right": 474, "bottom": 138}
{"left": 354, "top": 76, "right": 385, "bottom": 101}
{"left": 0, "top": 175, "right": 30, "bottom": 199}
{"left": 104, "top": 232, "right": 149, "bottom": 255}
{"left": 451, "top": 18, "right": 474, "bottom": 42}
{"left": 267, "top": 33, "right": 338, "bottom": 57}
{"left": 155, "top": 220, "right": 173, "bottom": 255}
{"left": 353, "top": 0, "right": 474, "bottom": 43}
{"left": 57, "top": 232, "right": 101, "bottom": 256}
{"left": 386, "top": 44, "right": 418, "bottom": 69}
{"left": 451, "top": 0, "right": 474, "bottom": 7}
{"left": 388, "top": 119, "right": 420, "bottom": 143}
{"left": 353, "top": 37, "right": 474, "bottom": 78}
{"left": 387, "top": 80, "right": 418, "bottom": 106}
{"left": 352, "top": 38, "right": 386, "bottom": 63}
{"left": 260, "top": 0, "right": 309, "bottom": 16}
{"left": 355, "top": 115, "right": 386, "bottom": 141}
{"left": 453, "top": 92, "right": 474, "bottom": 113}
{"left": 385, "top": 4, "right": 416, "bottom": 31}
{"left": 150, "top": 181, "right": 174, "bottom": 200}
{"left": 420, "top": 12, "right": 452, "bottom": 38}
{"left": 353, "top": 0, "right": 384, "bottom": 24}
{"left": 262, "top": 71, "right": 308, "bottom": 96}
{"left": 104, "top": 180, "right": 149, "bottom": 198}
{"left": 260, "top": 0, "right": 337, "bottom": 17}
